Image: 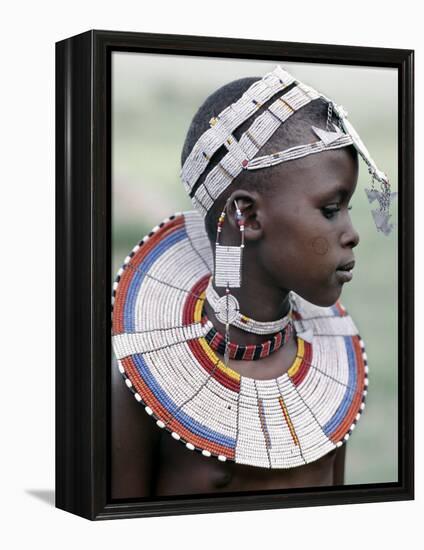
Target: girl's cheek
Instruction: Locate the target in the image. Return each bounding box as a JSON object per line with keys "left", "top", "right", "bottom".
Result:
{"left": 311, "top": 236, "right": 329, "bottom": 255}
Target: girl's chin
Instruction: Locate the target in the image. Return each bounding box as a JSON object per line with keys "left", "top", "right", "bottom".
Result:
{"left": 296, "top": 287, "right": 342, "bottom": 308}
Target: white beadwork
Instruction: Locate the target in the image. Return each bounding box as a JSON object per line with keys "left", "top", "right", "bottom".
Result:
{"left": 181, "top": 66, "right": 295, "bottom": 192}
{"left": 214, "top": 294, "right": 240, "bottom": 325}
{"left": 191, "top": 83, "right": 322, "bottom": 217}
{"left": 206, "top": 277, "right": 292, "bottom": 335}
{"left": 246, "top": 135, "right": 353, "bottom": 170}
{"left": 181, "top": 66, "right": 394, "bottom": 235}
{"left": 214, "top": 245, "right": 242, "bottom": 288}
{"left": 111, "top": 211, "right": 368, "bottom": 469}
{"left": 113, "top": 324, "right": 205, "bottom": 358}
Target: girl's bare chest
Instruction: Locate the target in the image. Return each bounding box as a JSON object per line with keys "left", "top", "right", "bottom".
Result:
{"left": 154, "top": 433, "right": 337, "bottom": 496}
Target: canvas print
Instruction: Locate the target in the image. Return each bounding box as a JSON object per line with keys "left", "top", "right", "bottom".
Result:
{"left": 110, "top": 55, "right": 398, "bottom": 499}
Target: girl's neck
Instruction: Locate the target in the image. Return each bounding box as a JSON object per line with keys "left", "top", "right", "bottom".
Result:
{"left": 204, "top": 276, "right": 292, "bottom": 347}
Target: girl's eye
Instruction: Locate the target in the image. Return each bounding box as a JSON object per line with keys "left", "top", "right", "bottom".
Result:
{"left": 321, "top": 205, "right": 340, "bottom": 219}
{"left": 321, "top": 204, "right": 353, "bottom": 219}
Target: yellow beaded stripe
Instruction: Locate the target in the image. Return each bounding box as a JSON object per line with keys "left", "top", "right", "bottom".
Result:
{"left": 198, "top": 338, "right": 241, "bottom": 382}
{"left": 279, "top": 396, "right": 300, "bottom": 446}
{"left": 287, "top": 337, "right": 305, "bottom": 377}
{"left": 195, "top": 292, "right": 304, "bottom": 382}
{"left": 194, "top": 293, "right": 241, "bottom": 382}
{"left": 194, "top": 293, "right": 205, "bottom": 322}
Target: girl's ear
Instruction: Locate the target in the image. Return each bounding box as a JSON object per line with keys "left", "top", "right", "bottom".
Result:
{"left": 225, "top": 189, "right": 264, "bottom": 242}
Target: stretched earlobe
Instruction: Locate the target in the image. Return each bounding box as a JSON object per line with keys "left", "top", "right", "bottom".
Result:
{"left": 226, "top": 190, "right": 263, "bottom": 241}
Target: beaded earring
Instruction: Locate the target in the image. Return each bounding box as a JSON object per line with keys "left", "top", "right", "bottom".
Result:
{"left": 214, "top": 200, "right": 244, "bottom": 365}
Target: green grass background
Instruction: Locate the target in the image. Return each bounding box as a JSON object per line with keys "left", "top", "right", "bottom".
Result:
{"left": 112, "top": 54, "right": 398, "bottom": 485}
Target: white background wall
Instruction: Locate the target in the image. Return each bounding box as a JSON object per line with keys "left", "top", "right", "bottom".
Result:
{"left": 0, "top": 1, "right": 420, "bottom": 547}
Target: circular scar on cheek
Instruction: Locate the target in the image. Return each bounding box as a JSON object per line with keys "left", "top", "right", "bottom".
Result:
{"left": 311, "top": 236, "right": 329, "bottom": 255}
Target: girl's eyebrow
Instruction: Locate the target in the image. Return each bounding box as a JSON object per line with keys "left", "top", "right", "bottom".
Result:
{"left": 317, "top": 186, "right": 349, "bottom": 202}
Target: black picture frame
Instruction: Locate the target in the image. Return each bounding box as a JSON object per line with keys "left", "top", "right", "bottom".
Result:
{"left": 55, "top": 29, "right": 414, "bottom": 521}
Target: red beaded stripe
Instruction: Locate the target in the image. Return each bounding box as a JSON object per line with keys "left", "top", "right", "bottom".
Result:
{"left": 329, "top": 335, "right": 366, "bottom": 443}
{"left": 334, "top": 301, "right": 347, "bottom": 317}
{"left": 260, "top": 340, "right": 271, "bottom": 358}
{"left": 122, "top": 356, "right": 170, "bottom": 420}
{"left": 113, "top": 215, "right": 185, "bottom": 335}
{"left": 122, "top": 356, "right": 235, "bottom": 459}
{"left": 289, "top": 340, "right": 312, "bottom": 386}
{"left": 258, "top": 399, "right": 271, "bottom": 449}
{"left": 210, "top": 331, "right": 223, "bottom": 348}
{"left": 228, "top": 341, "right": 239, "bottom": 355}
{"left": 291, "top": 310, "right": 302, "bottom": 321}
{"left": 274, "top": 331, "right": 283, "bottom": 349}
{"left": 182, "top": 275, "right": 209, "bottom": 326}
{"left": 187, "top": 338, "right": 241, "bottom": 392}
{"left": 183, "top": 277, "right": 241, "bottom": 392}
{"left": 203, "top": 315, "right": 291, "bottom": 360}
{"left": 242, "top": 346, "right": 255, "bottom": 361}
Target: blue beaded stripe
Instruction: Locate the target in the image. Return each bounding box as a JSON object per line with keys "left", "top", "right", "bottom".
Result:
{"left": 331, "top": 304, "right": 342, "bottom": 317}
{"left": 124, "top": 227, "right": 187, "bottom": 333}
{"left": 132, "top": 353, "right": 236, "bottom": 449}
{"left": 322, "top": 336, "right": 357, "bottom": 437}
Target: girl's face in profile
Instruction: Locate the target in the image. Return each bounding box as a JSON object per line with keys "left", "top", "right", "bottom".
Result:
{"left": 258, "top": 147, "right": 360, "bottom": 307}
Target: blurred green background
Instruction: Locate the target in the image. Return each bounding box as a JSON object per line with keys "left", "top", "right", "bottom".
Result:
{"left": 112, "top": 54, "right": 398, "bottom": 485}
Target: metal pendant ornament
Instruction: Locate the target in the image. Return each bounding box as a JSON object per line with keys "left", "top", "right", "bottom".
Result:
{"left": 365, "top": 184, "right": 397, "bottom": 236}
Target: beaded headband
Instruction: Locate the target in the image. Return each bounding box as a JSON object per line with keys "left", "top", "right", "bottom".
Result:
{"left": 181, "top": 66, "right": 396, "bottom": 235}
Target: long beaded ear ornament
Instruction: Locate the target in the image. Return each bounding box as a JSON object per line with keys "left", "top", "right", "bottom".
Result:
{"left": 214, "top": 200, "right": 244, "bottom": 365}
{"left": 215, "top": 201, "right": 244, "bottom": 365}
{"left": 211, "top": 200, "right": 294, "bottom": 360}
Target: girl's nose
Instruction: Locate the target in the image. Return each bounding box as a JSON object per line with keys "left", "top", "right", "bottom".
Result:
{"left": 341, "top": 220, "right": 360, "bottom": 249}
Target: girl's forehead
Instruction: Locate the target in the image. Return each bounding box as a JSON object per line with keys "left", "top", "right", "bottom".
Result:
{"left": 264, "top": 148, "right": 358, "bottom": 202}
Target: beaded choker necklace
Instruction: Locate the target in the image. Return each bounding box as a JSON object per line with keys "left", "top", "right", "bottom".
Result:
{"left": 205, "top": 276, "right": 293, "bottom": 335}
{"left": 202, "top": 312, "right": 293, "bottom": 361}
{"left": 112, "top": 211, "right": 368, "bottom": 469}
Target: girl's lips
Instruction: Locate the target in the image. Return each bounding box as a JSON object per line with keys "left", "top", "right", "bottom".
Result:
{"left": 335, "top": 269, "right": 353, "bottom": 283}
{"left": 337, "top": 260, "right": 355, "bottom": 271}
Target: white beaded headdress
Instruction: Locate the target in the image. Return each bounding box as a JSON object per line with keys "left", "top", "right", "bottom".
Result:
{"left": 181, "top": 66, "right": 396, "bottom": 235}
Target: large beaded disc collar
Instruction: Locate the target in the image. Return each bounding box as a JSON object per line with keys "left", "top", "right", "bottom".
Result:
{"left": 112, "top": 211, "right": 368, "bottom": 469}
